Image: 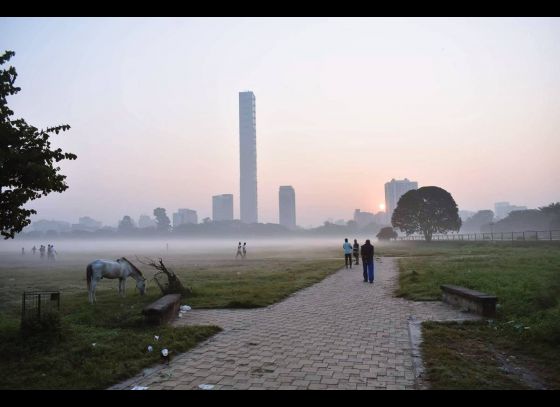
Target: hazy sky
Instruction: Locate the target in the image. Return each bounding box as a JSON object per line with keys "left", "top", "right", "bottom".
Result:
{"left": 1, "top": 17, "right": 559, "bottom": 227}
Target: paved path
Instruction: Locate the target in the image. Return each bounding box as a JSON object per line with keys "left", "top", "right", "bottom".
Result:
{"left": 113, "top": 257, "right": 479, "bottom": 390}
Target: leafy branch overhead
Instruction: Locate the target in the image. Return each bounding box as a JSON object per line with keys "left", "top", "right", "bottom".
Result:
{"left": 0, "top": 50, "right": 77, "bottom": 239}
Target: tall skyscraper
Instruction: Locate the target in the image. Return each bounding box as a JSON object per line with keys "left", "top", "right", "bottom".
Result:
{"left": 385, "top": 178, "right": 418, "bottom": 222}
{"left": 279, "top": 186, "right": 296, "bottom": 230}
{"left": 239, "top": 91, "right": 258, "bottom": 223}
{"left": 212, "top": 194, "right": 234, "bottom": 221}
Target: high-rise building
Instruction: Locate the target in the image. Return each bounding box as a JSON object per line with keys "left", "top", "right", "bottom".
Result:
{"left": 279, "top": 186, "right": 296, "bottom": 229}
{"left": 172, "top": 209, "right": 198, "bottom": 228}
{"left": 212, "top": 194, "right": 234, "bottom": 221}
{"left": 239, "top": 91, "right": 258, "bottom": 223}
{"left": 385, "top": 178, "right": 418, "bottom": 222}
{"left": 353, "top": 209, "right": 375, "bottom": 228}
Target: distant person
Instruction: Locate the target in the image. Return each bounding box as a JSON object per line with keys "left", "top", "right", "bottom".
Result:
{"left": 47, "top": 244, "right": 57, "bottom": 261}
{"left": 361, "top": 239, "right": 375, "bottom": 284}
{"left": 236, "top": 242, "right": 243, "bottom": 258}
{"left": 353, "top": 239, "right": 360, "bottom": 265}
{"left": 343, "top": 238, "right": 353, "bottom": 269}
{"left": 32, "top": 246, "right": 37, "bottom": 255}
{"left": 21, "top": 247, "right": 25, "bottom": 256}
{"left": 39, "top": 245, "right": 46, "bottom": 259}
{"left": 242, "top": 242, "right": 247, "bottom": 258}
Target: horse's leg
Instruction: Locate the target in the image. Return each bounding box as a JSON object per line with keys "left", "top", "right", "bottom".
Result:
{"left": 122, "top": 278, "right": 126, "bottom": 297}
{"left": 118, "top": 278, "right": 123, "bottom": 297}
{"left": 91, "top": 280, "right": 97, "bottom": 304}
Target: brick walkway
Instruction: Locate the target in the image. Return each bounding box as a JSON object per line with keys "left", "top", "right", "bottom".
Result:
{"left": 112, "top": 257, "right": 479, "bottom": 390}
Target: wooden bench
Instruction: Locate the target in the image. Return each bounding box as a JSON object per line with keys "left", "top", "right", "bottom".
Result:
{"left": 142, "top": 294, "right": 182, "bottom": 325}
{"left": 440, "top": 284, "right": 497, "bottom": 318}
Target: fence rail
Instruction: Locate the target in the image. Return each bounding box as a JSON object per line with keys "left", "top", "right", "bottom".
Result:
{"left": 398, "top": 230, "right": 560, "bottom": 241}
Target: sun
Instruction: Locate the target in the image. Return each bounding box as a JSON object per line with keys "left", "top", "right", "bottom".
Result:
{"left": 379, "top": 203, "right": 386, "bottom": 211}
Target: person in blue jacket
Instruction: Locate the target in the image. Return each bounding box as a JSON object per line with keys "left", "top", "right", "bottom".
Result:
{"left": 343, "top": 238, "right": 353, "bottom": 269}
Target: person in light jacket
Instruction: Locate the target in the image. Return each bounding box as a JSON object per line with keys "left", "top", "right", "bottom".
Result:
{"left": 343, "top": 238, "right": 353, "bottom": 269}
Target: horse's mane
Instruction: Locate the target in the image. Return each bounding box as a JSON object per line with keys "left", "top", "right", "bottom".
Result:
{"left": 120, "top": 257, "right": 144, "bottom": 277}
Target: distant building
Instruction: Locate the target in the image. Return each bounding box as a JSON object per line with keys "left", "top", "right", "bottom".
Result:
{"left": 172, "top": 209, "right": 198, "bottom": 228}
{"left": 354, "top": 209, "right": 375, "bottom": 228}
{"left": 494, "top": 202, "right": 528, "bottom": 220}
{"left": 239, "top": 91, "right": 258, "bottom": 223}
{"left": 28, "top": 219, "right": 71, "bottom": 233}
{"left": 72, "top": 216, "right": 102, "bottom": 232}
{"left": 373, "top": 211, "right": 388, "bottom": 225}
{"left": 213, "top": 194, "right": 234, "bottom": 221}
{"left": 138, "top": 214, "right": 157, "bottom": 229}
{"left": 384, "top": 178, "right": 418, "bottom": 221}
{"left": 279, "top": 186, "right": 296, "bottom": 230}
{"left": 459, "top": 210, "right": 476, "bottom": 222}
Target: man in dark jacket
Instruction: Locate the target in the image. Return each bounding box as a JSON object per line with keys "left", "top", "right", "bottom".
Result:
{"left": 352, "top": 239, "right": 360, "bottom": 265}
{"left": 360, "top": 239, "right": 375, "bottom": 283}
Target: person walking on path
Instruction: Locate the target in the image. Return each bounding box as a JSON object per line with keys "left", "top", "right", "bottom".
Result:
{"left": 353, "top": 239, "right": 360, "bottom": 265}
{"left": 343, "top": 238, "right": 353, "bottom": 269}
{"left": 39, "top": 245, "right": 46, "bottom": 259}
{"left": 236, "top": 242, "right": 243, "bottom": 258}
{"left": 361, "top": 239, "right": 375, "bottom": 283}
{"left": 242, "top": 242, "right": 247, "bottom": 258}
{"left": 32, "top": 246, "right": 37, "bottom": 255}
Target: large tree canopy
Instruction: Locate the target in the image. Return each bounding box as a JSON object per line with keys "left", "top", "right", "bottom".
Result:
{"left": 0, "top": 51, "right": 77, "bottom": 239}
{"left": 391, "top": 186, "right": 461, "bottom": 242}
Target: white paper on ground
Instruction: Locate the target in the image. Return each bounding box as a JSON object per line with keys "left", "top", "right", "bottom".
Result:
{"left": 131, "top": 386, "right": 149, "bottom": 390}
{"left": 198, "top": 384, "right": 214, "bottom": 390}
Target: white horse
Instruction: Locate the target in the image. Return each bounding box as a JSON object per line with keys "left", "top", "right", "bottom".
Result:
{"left": 86, "top": 257, "right": 146, "bottom": 304}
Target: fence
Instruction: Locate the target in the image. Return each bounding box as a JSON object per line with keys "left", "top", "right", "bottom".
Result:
{"left": 398, "top": 230, "right": 560, "bottom": 242}
{"left": 21, "top": 291, "right": 61, "bottom": 324}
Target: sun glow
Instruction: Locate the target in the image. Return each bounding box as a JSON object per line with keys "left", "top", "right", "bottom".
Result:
{"left": 379, "top": 203, "right": 385, "bottom": 211}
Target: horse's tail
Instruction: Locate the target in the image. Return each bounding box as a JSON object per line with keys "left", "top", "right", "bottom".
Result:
{"left": 86, "top": 264, "right": 93, "bottom": 291}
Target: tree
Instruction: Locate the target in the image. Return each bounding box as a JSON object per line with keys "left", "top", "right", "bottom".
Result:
{"left": 118, "top": 215, "right": 136, "bottom": 233}
{"left": 376, "top": 226, "right": 398, "bottom": 241}
{"left": 461, "top": 210, "right": 494, "bottom": 233}
{"left": 137, "top": 257, "right": 191, "bottom": 297}
{"left": 153, "top": 207, "right": 171, "bottom": 232}
{"left": 391, "top": 186, "right": 461, "bottom": 242}
{"left": 0, "top": 51, "right": 77, "bottom": 239}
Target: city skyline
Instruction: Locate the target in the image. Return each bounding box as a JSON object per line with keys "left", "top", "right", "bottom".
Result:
{"left": 1, "top": 18, "right": 558, "bottom": 227}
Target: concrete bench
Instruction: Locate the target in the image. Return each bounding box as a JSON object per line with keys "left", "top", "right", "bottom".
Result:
{"left": 440, "top": 284, "right": 497, "bottom": 318}
{"left": 142, "top": 294, "right": 181, "bottom": 325}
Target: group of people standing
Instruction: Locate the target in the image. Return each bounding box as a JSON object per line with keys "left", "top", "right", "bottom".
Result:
{"left": 343, "top": 238, "right": 375, "bottom": 284}
{"left": 235, "top": 242, "right": 248, "bottom": 259}
{"left": 24, "top": 244, "right": 57, "bottom": 261}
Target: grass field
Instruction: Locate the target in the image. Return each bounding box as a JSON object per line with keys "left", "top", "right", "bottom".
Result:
{"left": 385, "top": 240, "right": 560, "bottom": 389}
{"left": 0, "top": 240, "right": 342, "bottom": 389}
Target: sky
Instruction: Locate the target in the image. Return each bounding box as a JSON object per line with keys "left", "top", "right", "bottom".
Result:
{"left": 1, "top": 17, "right": 559, "bottom": 227}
